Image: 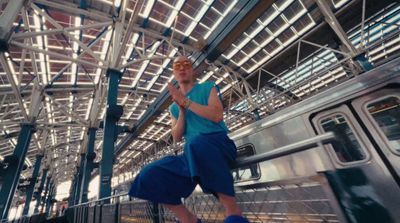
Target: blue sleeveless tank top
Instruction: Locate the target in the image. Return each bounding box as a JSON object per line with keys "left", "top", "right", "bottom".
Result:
{"left": 169, "top": 81, "right": 228, "bottom": 140}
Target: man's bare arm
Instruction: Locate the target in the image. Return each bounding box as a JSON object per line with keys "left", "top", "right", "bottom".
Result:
{"left": 170, "top": 109, "right": 185, "bottom": 143}
{"left": 186, "top": 87, "right": 223, "bottom": 123}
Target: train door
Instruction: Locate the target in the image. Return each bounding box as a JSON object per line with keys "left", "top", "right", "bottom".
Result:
{"left": 352, "top": 89, "right": 400, "bottom": 178}
{"left": 311, "top": 104, "right": 400, "bottom": 221}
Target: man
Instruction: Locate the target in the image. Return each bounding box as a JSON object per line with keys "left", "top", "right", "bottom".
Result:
{"left": 129, "top": 56, "right": 249, "bottom": 223}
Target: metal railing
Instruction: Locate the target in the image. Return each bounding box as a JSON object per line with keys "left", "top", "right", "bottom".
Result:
{"left": 62, "top": 132, "right": 340, "bottom": 223}
{"left": 6, "top": 132, "right": 338, "bottom": 222}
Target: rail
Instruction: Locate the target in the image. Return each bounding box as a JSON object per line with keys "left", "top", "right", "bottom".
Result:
{"left": 70, "top": 133, "right": 338, "bottom": 223}
{"left": 234, "top": 132, "right": 335, "bottom": 168}
{"left": 6, "top": 132, "right": 337, "bottom": 223}
{"left": 73, "top": 132, "right": 336, "bottom": 206}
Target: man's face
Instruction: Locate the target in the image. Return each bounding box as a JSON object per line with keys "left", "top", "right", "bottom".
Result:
{"left": 172, "top": 56, "right": 193, "bottom": 84}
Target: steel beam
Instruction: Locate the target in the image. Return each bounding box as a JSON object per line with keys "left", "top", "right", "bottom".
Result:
{"left": 0, "top": 0, "right": 25, "bottom": 42}
{"left": 34, "top": 168, "right": 47, "bottom": 213}
{"left": 0, "top": 123, "right": 35, "bottom": 220}
{"left": 79, "top": 127, "right": 97, "bottom": 203}
{"left": 45, "top": 182, "right": 54, "bottom": 217}
{"left": 0, "top": 54, "right": 28, "bottom": 121}
{"left": 11, "top": 21, "right": 112, "bottom": 39}
{"left": 67, "top": 173, "right": 77, "bottom": 206}
{"left": 115, "top": 1, "right": 141, "bottom": 67}
{"left": 10, "top": 40, "right": 108, "bottom": 69}
{"left": 72, "top": 153, "right": 85, "bottom": 205}
{"left": 40, "top": 177, "right": 51, "bottom": 213}
{"left": 0, "top": 83, "right": 159, "bottom": 97}
{"left": 31, "top": 4, "right": 106, "bottom": 64}
{"left": 99, "top": 69, "right": 123, "bottom": 202}
{"left": 44, "top": 92, "right": 88, "bottom": 126}
{"left": 315, "top": 0, "right": 358, "bottom": 56}
{"left": 22, "top": 154, "right": 43, "bottom": 215}
{"left": 314, "top": 0, "right": 373, "bottom": 71}
{"left": 33, "top": 0, "right": 111, "bottom": 22}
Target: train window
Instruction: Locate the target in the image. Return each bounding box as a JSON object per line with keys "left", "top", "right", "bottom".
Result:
{"left": 367, "top": 96, "right": 400, "bottom": 153}
{"left": 231, "top": 144, "right": 260, "bottom": 182}
{"left": 320, "top": 114, "right": 367, "bottom": 163}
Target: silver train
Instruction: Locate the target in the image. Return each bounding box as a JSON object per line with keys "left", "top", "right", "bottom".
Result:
{"left": 229, "top": 57, "right": 400, "bottom": 222}
{"left": 67, "top": 57, "right": 400, "bottom": 223}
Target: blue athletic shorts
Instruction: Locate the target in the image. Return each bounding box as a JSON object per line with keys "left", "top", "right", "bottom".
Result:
{"left": 128, "top": 131, "right": 237, "bottom": 205}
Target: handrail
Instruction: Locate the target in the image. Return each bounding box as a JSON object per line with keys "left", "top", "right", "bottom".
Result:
{"left": 68, "top": 192, "right": 129, "bottom": 208}
{"left": 233, "top": 132, "right": 336, "bottom": 168}
{"left": 70, "top": 132, "right": 336, "bottom": 207}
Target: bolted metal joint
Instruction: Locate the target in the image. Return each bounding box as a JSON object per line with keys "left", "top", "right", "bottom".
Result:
{"left": 354, "top": 53, "right": 374, "bottom": 71}
{"left": 106, "top": 104, "right": 124, "bottom": 120}
{"left": 19, "top": 123, "right": 37, "bottom": 133}
{"left": 88, "top": 127, "right": 98, "bottom": 134}
{"left": 87, "top": 152, "right": 96, "bottom": 161}
{"left": 3, "top": 155, "right": 19, "bottom": 167}
{"left": 106, "top": 68, "right": 123, "bottom": 79}
{"left": 92, "top": 162, "right": 100, "bottom": 169}
{"left": 0, "top": 39, "right": 9, "bottom": 53}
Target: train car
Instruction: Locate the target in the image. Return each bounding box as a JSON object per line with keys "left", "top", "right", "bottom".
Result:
{"left": 229, "top": 56, "right": 400, "bottom": 222}
{"left": 70, "top": 57, "right": 400, "bottom": 223}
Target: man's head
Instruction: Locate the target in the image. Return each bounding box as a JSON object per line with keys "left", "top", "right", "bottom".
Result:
{"left": 172, "top": 56, "right": 193, "bottom": 85}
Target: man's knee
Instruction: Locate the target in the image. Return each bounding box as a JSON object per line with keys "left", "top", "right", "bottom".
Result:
{"left": 137, "top": 163, "right": 160, "bottom": 184}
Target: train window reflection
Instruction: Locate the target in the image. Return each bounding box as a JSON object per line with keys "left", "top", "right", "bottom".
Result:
{"left": 320, "top": 114, "right": 366, "bottom": 162}
{"left": 232, "top": 144, "right": 260, "bottom": 182}
{"left": 367, "top": 97, "right": 400, "bottom": 153}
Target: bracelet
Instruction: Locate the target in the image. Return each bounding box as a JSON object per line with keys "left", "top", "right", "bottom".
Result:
{"left": 179, "top": 97, "right": 187, "bottom": 108}
{"left": 180, "top": 97, "right": 191, "bottom": 109}
{"left": 184, "top": 98, "right": 192, "bottom": 109}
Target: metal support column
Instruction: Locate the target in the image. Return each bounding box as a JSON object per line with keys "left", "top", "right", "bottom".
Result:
{"left": 22, "top": 154, "right": 43, "bottom": 215}
{"left": 45, "top": 183, "right": 54, "bottom": 217}
{"left": 73, "top": 153, "right": 86, "bottom": 205}
{"left": 354, "top": 54, "right": 373, "bottom": 71}
{"left": 252, "top": 109, "right": 261, "bottom": 121}
{"left": 99, "top": 69, "right": 123, "bottom": 202}
{"left": 68, "top": 173, "right": 78, "bottom": 206}
{"left": 34, "top": 168, "right": 48, "bottom": 213}
{"left": 80, "top": 127, "right": 97, "bottom": 203}
{"left": 41, "top": 177, "right": 51, "bottom": 213}
{"left": 0, "top": 123, "right": 35, "bottom": 220}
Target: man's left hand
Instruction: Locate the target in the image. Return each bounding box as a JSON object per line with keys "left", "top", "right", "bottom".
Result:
{"left": 168, "top": 83, "right": 186, "bottom": 106}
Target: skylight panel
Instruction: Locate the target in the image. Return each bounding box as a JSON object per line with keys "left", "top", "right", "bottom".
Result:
{"left": 123, "top": 33, "right": 140, "bottom": 64}
{"left": 223, "top": 0, "right": 316, "bottom": 74}
{"left": 204, "top": 0, "right": 238, "bottom": 39}
{"left": 145, "top": 48, "right": 177, "bottom": 90}
{"left": 332, "top": 0, "right": 351, "bottom": 9}
{"left": 164, "top": 0, "right": 185, "bottom": 27}
{"left": 140, "top": 0, "right": 156, "bottom": 18}
{"left": 184, "top": 0, "right": 214, "bottom": 36}
{"left": 275, "top": 0, "right": 295, "bottom": 11}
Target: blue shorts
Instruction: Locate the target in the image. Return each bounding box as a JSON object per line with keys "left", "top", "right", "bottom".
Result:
{"left": 128, "top": 131, "right": 237, "bottom": 205}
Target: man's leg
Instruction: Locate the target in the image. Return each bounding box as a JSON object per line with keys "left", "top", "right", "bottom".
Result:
{"left": 164, "top": 204, "right": 198, "bottom": 223}
{"left": 217, "top": 193, "right": 242, "bottom": 216}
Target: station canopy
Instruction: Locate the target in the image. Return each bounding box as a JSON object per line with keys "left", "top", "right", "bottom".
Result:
{"left": 0, "top": 0, "right": 399, "bottom": 190}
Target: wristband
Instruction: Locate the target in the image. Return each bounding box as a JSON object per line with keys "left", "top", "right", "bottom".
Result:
{"left": 179, "top": 97, "right": 188, "bottom": 108}
{"left": 184, "top": 98, "right": 192, "bottom": 109}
